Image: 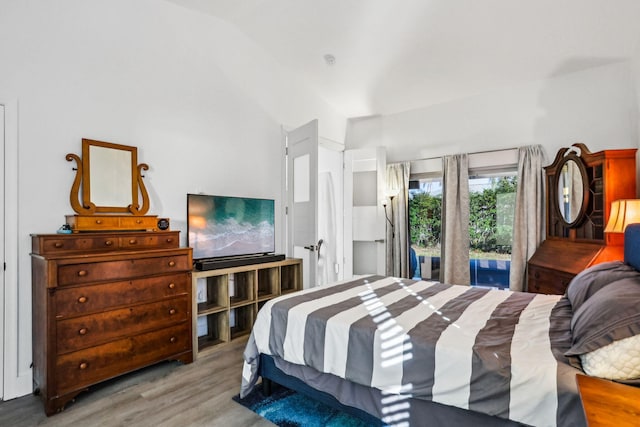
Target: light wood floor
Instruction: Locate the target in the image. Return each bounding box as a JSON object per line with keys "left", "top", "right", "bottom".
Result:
{"left": 0, "top": 339, "right": 274, "bottom": 427}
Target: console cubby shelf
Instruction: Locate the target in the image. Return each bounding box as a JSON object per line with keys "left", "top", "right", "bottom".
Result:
{"left": 191, "top": 258, "right": 302, "bottom": 356}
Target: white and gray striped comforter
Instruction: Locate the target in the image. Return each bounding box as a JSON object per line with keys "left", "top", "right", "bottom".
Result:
{"left": 241, "top": 275, "right": 582, "bottom": 427}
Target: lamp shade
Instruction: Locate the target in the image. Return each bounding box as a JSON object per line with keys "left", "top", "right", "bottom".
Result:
{"left": 604, "top": 199, "right": 640, "bottom": 233}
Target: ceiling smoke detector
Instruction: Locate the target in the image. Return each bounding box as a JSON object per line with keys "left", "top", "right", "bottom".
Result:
{"left": 323, "top": 54, "right": 336, "bottom": 66}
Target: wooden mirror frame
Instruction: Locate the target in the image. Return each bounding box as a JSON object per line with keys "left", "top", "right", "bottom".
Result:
{"left": 552, "top": 149, "right": 589, "bottom": 229}
{"left": 67, "top": 139, "right": 150, "bottom": 215}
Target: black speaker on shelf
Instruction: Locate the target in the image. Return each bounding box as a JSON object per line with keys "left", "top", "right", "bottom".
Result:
{"left": 194, "top": 254, "right": 285, "bottom": 271}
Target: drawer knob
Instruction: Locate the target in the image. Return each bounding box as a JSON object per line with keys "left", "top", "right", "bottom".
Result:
{"left": 169, "top": 308, "right": 176, "bottom": 315}
{"left": 104, "top": 240, "right": 113, "bottom": 246}
{"left": 77, "top": 296, "right": 88, "bottom": 304}
{"left": 168, "top": 261, "right": 176, "bottom": 267}
{"left": 129, "top": 239, "right": 137, "bottom": 245}
{"left": 136, "top": 219, "right": 143, "bottom": 224}
{"left": 166, "top": 238, "right": 173, "bottom": 243}
{"left": 168, "top": 283, "right": 176, "bottom": 289}
{"left": 77, "top": 270, "right": 87, "bottom": 277}
{"left": 79, "top": 362, "right": 88, "bottom": 370}
{"left": 95, "top": 219, "right": 102, "bottom": 224}
{"left": 54, "top": 242, "right": 63, "bottom": 248}
{"left": 170, "top": 336, "right": 177, "bottom": 343}
{"left": 78, "top": 328, "right": 88, "bottom": 335}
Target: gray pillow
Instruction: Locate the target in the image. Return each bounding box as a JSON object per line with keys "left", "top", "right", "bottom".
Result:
{"left": 565, "top": 261, "right": 640, "bottom": 312}
{"left": 566, "top": 277, "right": 640, "bottom": 356}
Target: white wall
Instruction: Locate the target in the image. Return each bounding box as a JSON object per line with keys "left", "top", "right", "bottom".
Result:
{"left": 0, "top": 0, "right": 345, "bottom": 398}
{"left": 346, "top": 61, "right": 640, "bottom": 163}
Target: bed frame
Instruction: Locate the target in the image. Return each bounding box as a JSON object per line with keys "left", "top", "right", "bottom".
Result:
{"left": 259, "top": 353, "right": 521, "bottom": 426}
{"left": 260, "top": 354, "right": 383, "bottom": 425}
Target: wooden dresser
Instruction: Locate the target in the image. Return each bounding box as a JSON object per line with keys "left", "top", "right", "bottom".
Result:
{"left": 31, "top": 231, "right": 193, "bottom": 415}
{"left": 527, "top": 144, "right": 637, "bottom": 294}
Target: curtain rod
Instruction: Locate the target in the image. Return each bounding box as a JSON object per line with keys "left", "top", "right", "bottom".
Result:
{"left": 389, "top": 146, "right": 520, "bottom": 165}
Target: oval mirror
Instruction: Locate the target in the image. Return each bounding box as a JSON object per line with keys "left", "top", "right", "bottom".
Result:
{"left": 555, "top": 155, "right": 588, "bottom": 227}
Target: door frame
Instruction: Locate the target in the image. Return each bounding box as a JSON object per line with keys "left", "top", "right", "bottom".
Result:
{"left": 0, "top": 103, "right": 4, "bottom": 399}
{"left": 282, "top": 121, "right": 346, "bottom": 288}
{"left": 343, "top": 147, "right": 386, "bottom": 278}
{"left": 1, "top": 98, "right": 29, "bottom": 399}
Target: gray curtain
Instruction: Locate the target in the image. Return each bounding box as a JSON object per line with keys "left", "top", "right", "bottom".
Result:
{"left": 385, "top": 162, "right": 410, "bottom": 277}
{"left": 509, "top": 145, "right": 545, "bottom": 291}
{"left": 441, "top": 154, "right": 470, "bottom": 285}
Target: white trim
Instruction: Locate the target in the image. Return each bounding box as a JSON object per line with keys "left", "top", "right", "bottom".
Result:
{"left": 2, "top": 99, "right": 31, "bottom": 399}
{"left": 281, "top": 124, "right": 345, "bottom": 152}
{"left": 319, "top": 136, "right": 344, "bottom": 152}
{"left": 0, "top": 104, "right": 4, "bottom": 399}
{"left": 281, "top": 125, "right": 288, "bottom": 256}
{"left": 409, "top": 148, "right": 519, "bottom": 176}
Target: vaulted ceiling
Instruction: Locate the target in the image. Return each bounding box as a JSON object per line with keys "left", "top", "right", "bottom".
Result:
{"left": 167, "top": 0, "right": 640, "bottom": 118}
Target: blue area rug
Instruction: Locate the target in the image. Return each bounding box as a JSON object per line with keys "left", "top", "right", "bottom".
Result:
{"left": 233, "top": 384, "right": 371, "bottom": 427}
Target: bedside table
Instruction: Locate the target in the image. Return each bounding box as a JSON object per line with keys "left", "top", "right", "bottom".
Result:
{"left": 576, "top": 374, "right": 640, "bottom": 426}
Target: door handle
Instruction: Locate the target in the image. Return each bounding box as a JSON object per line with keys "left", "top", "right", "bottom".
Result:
{"left": 304, "top": 239, "right": 324, "bottom": 252}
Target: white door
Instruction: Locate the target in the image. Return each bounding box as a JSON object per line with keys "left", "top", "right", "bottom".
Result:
{"left": 344, "top": 147, "right": 386, "bottom": 278}
{"left": 286, "top": 120, "right": 319, "bottom": 288}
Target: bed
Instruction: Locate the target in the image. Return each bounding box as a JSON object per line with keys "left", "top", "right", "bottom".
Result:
{"left": 240, "top": 225, "right": 640, "bottom": 426}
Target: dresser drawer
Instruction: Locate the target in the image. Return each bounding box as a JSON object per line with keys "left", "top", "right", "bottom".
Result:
{"left": 55, "top": 273, "right": 190, "bottom": 317}
{"left": 528, "top": 266, "right": 573, "bottom": 294}
{"left": 65, "top": 215, "right": 159, "bottom": 232}
{"left": 57, "top": 254, "right": 191, "bottom": 286}
{"left": 71, "top": 215, "right": 121, "bottom": 230}
{"left": 54, "top": 323, "right": 191, "bottom": 396}
{"left": 32, "top": 231, "right": 181, "bottom": 255}
{"left": 118, "top": 216, "right": 158, "bottom": 231}
{"left": 57, "top": 296, "right": 189, "bottom": 354}
{"left": 118, "top": 234, "right": 179, "bottom": 250}
{"left": 33, "top": 235, "right": 119, "bottom": 255}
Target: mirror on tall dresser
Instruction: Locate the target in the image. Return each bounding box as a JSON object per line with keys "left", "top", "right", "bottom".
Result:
{"left": 555, "top": 154, "right": 588, "bottom": 227}
{"left": 67, "top": 139, "right": 150, "bottom": 215}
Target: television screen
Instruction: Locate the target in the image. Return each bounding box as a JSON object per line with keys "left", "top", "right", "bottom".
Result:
{"left": 187, "top": 194, "right": 275, "bottom": 261}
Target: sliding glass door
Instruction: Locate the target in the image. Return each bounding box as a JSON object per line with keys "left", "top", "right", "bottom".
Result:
{"left": 409, "top": 171, "right": 516, "bottom": 288}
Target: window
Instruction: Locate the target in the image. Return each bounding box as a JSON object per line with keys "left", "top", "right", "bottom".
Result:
{"left": 408, "top": 176, "right": 442, "bottom": 281}
{"left": 408, "top": 169, "right": 517, "bottom": 288}
{"left": 468, "top": 172, "right": 517, "bottom": 288}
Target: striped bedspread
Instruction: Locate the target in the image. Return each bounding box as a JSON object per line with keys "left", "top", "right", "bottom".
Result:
{"left": 241, "top": 275, "right": 581, "bottom": 426}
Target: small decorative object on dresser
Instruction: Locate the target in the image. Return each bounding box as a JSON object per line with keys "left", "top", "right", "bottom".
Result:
{"left": 527, "top": 143, "right": 637, "bottom": 294}
{"left": 31, "top": 231, "right": 193, "bottom": 415}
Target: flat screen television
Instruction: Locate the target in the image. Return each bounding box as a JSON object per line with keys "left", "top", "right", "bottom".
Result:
{"left": 187, "top": 193, "right": 276, "bottom": 261}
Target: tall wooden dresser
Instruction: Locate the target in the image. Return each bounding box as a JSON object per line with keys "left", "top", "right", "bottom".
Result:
{"left": 31, "top": 231, "right": 193, "bottom": 415}
{"left": 527, "top": 144, "right": 637, "bottom": 294}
